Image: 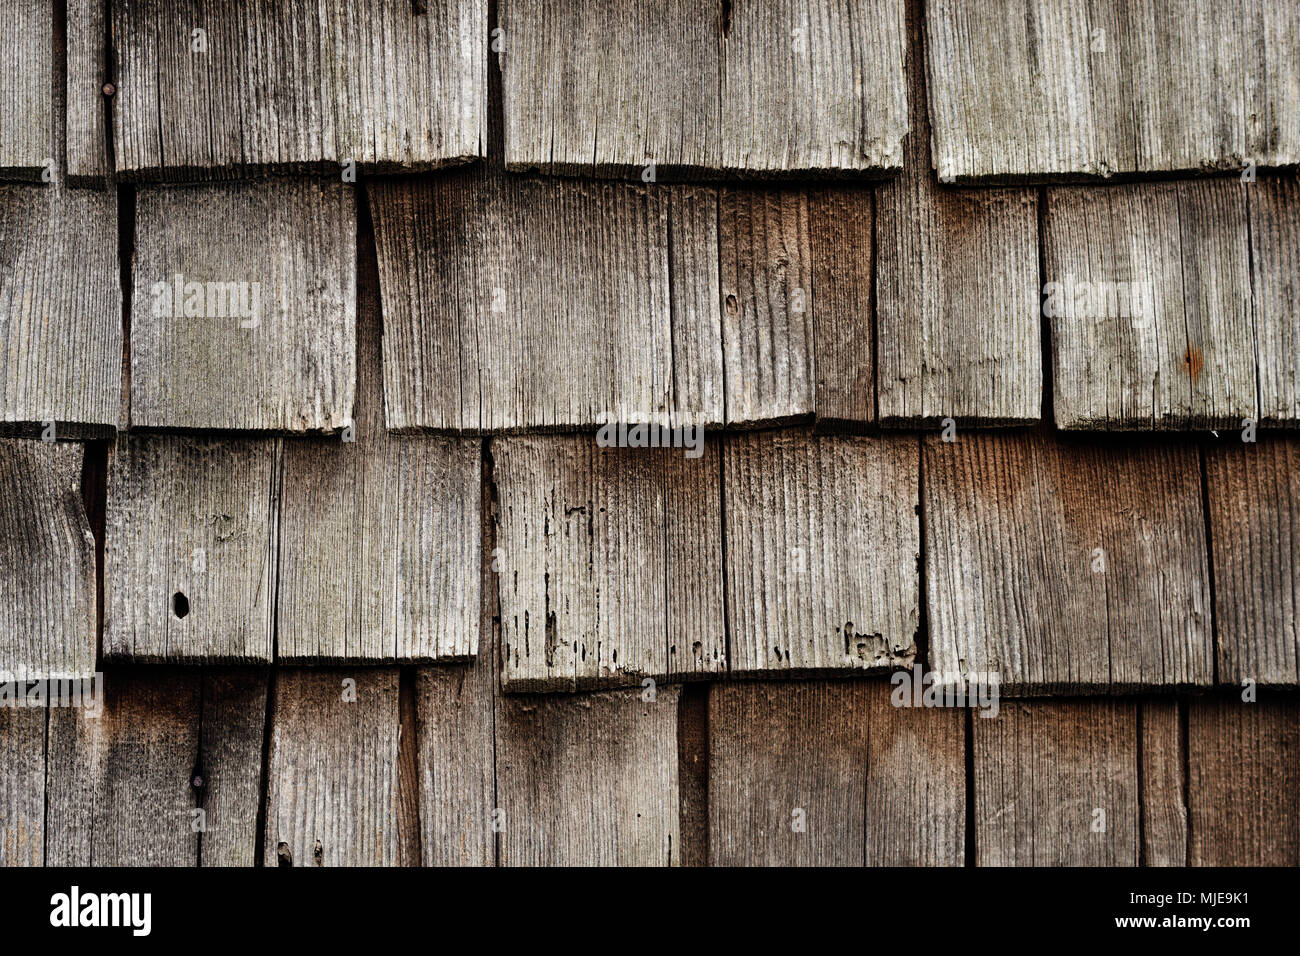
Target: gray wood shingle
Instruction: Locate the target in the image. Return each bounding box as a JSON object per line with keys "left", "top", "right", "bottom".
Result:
{"left": 0, "top": 0, "right": 53, "bottom": 181}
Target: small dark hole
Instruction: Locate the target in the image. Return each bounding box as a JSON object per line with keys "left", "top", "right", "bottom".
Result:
{"left": 172, "top": 592, "right": 190, "bottom": 618}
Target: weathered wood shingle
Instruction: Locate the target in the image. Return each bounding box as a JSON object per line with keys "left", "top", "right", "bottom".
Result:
{"left": 130, "top": 180, "right": 355, "bottom": 432}
{"left": 111, "top": 0, "right": 486, "bottom": 180}
{"left": 926, "top": 0, "right": 1300, "bottom": 181}
{"left": 0, "top": 439, "right": 96, "bottom": 682}
{"left": 499, "top": 0, "right": 907, "bottom": 179}
{"left": 1, "top": 185, "right": 121, "bottom": 436}
{"left": 923, "top": 432, "right": 1212, "bottom": 694}
{"left": 723, "top": 431, "right": 919, "bottom": 676}
{"left": 1249, "top": 176, "right": 1300, "bottom": 425}
{"left": 492, "top": 435, "right": 724, "bottom": 692}
{"left": 66, "top": 0, "right": 110, "bottom": 186}
{"left": 0, "top": 0, "right": 52, "bottom": 180}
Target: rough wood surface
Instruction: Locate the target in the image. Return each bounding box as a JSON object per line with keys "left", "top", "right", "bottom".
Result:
{"left": 495, "top": 687, "right": 680, "bottom": 866}
{"left": 104, "top": 434, "right": 281, "bottom": 663}
{"left": 0, "top": 439, "right": 96, "bottom": 681}
{"left": 493, "top": 435, "right": 724, "bottom": 692}
{"left": 973, "top": 699, "right": 1138, "bottom": 866}
{"left": 709, "top": 679, "right": 964, "bottom": 865}
{"left": 111, "top": 0, "right": 486, "bottom": 180}
{"left": 1204, "top": 440, "right": 1300, "bottom": 686}
{"left": 718, "top": 188, "right": 814, "bottom": 426}
{"left": 1140, "top": 699, "right": 1187, "bottom": 866}
{"left": 263, "top": 668, "right": 401, "bottom": 867}
{"left": 925, "top": 0, "right": 1300, "bottom": 181}
{"left": 278, "top": 217, "right": 480, "bottom": 662}
{"left": 66, "top": 0, "right": 109, "bottom": 186}
{"left": 0, "top": 0, "right": 52, "bottom": 179}
{"left": 1188, "top": 695, "right": 1300, "bottom": 866}
{"left": 0, "top": 706, "right": 46, "bottom": 866}
{"left": 1046, "top": 181, "right": 1257, "bottom": 430}
{"left": 370, "top": 172, "right": 722, "bottom": 433}
{"left": 198, "top": 669, "right": 269, "bottom": 866}
{"left": 723, "top": 431, "right": 919, "bottom": 676}
{"left": 1249, "top": 176, "right": 1300, "bottom": 425}
{"left": 45, "top": 670, "right": 202, "bottom": 866}
{"left": 876, "top": 3, "right": 1040, "bottom": 425}
{"left": 130, "top": 180, "right": 355, "bottom": 432}
{"left": 0, "top": 185, "right": 122, "bottom": 435}
{"left": 499, "top": 0, "right": 906, "bottom": 178}
{"left": 923, "top": 433, "right": 1212, "bottom": 694}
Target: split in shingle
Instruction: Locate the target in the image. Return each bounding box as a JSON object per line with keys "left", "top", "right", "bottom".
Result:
{"left": 709, "top": 679, "right": 965, "bottom": 866}
{"left": 875, "top": 3, "right": 1041, "bottom": 426}
{"left": 130, "top": 180, "right": 355, "bottom": 432}
{"left": 0, "top": 0, "right": 53, "bottom": 180}
{"left": 926, "top": 0, "right": 1300, "bottom": 182}
{"left": 1204, "top": 438, "right": 1300, "bottom": 687}
{"left": 277, "top": 219, "right": 480, "bottom": 663}
{"left": 492, "top": 434, "right": 725, "bottom": 692}
{"left": 723, "top": 430, "right": 919, "bottom": 676}
{"left": 1046, "top": 180, "right": 1257, "bottom": 430}
{"left": 110, "top": 0, "right": 487, "bottom": 181}
{"left": 923, "top": 432, "right": 1212, "bottom": 695}
{"left": 105, "top": 434, "right": 281, "bottom": 664}
{"left": 0, "top": 185, "right": 121, "bottom": 437}
{"left": 972, "top": 698, "right": 1138, "bottom": 866}
{"left": 499, "top": 0, "right": 907, "bottom": 179}
{"left": 0, "top": 438, "right": 96, "bottom": 682}
{"left": 263, "top": 668, "right": 401, "bottom": 867}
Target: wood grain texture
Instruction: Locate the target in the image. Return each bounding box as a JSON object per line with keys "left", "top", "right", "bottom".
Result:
{"left": 369, "top": 171, "right": 723, "bottom": 433}
{"left": 1249, "top": 176, "right": 1300, "bottom": 426}
{"left": 198, "top": 669, "right": 269, "bottom": 866}
{"left": 111, "top": 0, "right": 486, "bottom": 180}
{"left": 807, "top": 187, "right": 874, "bottom": 426}
{"left": 104, "top": 434, "right": 280, "bottom": 663}
{"left": 926, "top": 0, "right": 1300, "bottom": 181}
{"left": 0, "top": 706, "right": 45, "bottom": 866}
{"left": 1189, "top": 695, "right": 1300, "bottom": 866}
{"left": 1204, "top": 439, "right": 1300, "bottom": 686}
{"left": 0, "top": 185, "right": 121, "bottom": 435}
{"left": 1140, "top": 699, "right": 1187, "bottom": 866}
{"left": 723, "top": 431, "right": 919, "bottom": 676}
{"left": 973, "top": 698, "right": 1138, "bottom": 866}
{"left": 499, "top": 0, "right": 906, "bottom": 178}
{"left": 709, "top": 679, "right": 964, "bottom": 865}
{"left": 130, "top": 180, "right": 355, "bottom": 432}
{"left": 495, "top": 687, "right": 680, "bottom": 866}
{"left": 66, "top": 0, "right": 109, "bottom": 186}
{"left": 923, "top": 433, "right": 1212, "bottom": 694}
{"left": 46, "top": 670, "right": 202, "bottom": 866}
{"left": 0, "top": 0, "right": 52, "bottom": 180}
{"left": 493, "top": 435, "right": 724, "bottom": 692}
{"left": 0, "top": 439, "right": 96, "bottom": 681}
{"left": 263, "top": 668, "right": 401, "bottom": 867}
{"left": 278, "top": 215, "right": 480, "bottom": 663}
{"left": 876, "top": 2, "right": 1040, "bottom": 425}
{"left": 1046, "top": 181, "right": 1257, "bottom": 430}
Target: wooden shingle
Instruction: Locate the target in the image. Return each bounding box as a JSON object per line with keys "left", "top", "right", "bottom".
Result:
{"left": 923, "top": 432, "right": 1212, "bottom": 694}
{"left": 1139, "top": 699, "right": 1188, "bottom": 866}
{"left": 0, "top": 705, "right": 45, "bottom": 866}
{"left": 492, "top": 435, "right": 724, "bottom": 692}
{"left": 1204, "top": 439, "right": 1300, "bottom": 687}
{"left": 875, "top": 0, "right": 1040, "bottom": 425}
{"left": 1249, "top": 177, "right": 1300, "bottom": 425}
{"left": 1046, "top": 181, "right": 1257, "bottom": 430}
{"left": 1, "top": 185, "right": 121, "bottom": 436}
{"left": 130, "top": 180, "right": 355, "bottom": 432}
{"left": 277, "top": 218, "right": 480, "bottom": 663}
{"left": 723, "top": 431, "right": 919, "bottom": 676}
{"left": 66, "top": 0, "right": 110, "bottom": 186}
{"left": 0, "top": 439, "right": 96, "bottom": 682}
{"left": 111, "top": 0, "right": 486, "bottom": 181}
{"left": 105, "top": 434, "right": 280, "bottom": 663}
{"left": 926, "top": 0, "right": 1300, "bottom": 182}
{"left": 0, "top": 0, "right": 52, "bottom": 180}
{"left": 499, "top": 0, "right": 907, "bottom": 179}
{"left": 709, "top": 679, "right": 965, "bottom": 865}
